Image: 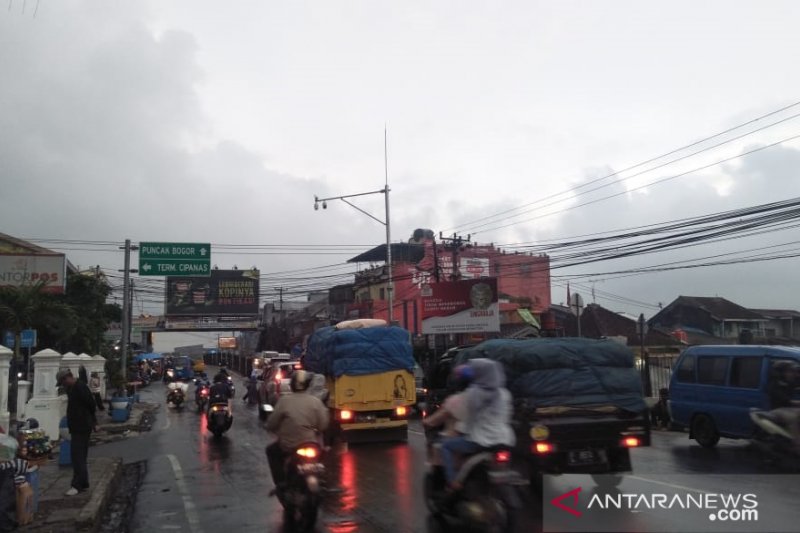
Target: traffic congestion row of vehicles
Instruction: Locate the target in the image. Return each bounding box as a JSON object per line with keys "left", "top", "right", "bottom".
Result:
{"left": 191, "top": 328, "right": 799, "bottom": 533}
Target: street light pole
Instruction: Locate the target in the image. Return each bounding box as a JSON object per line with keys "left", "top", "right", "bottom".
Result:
{"left": 315, "top": 188, "right": 394, "bottom": 324}
{"left": 314, "top": 130, "right": 394, "bottom": 323}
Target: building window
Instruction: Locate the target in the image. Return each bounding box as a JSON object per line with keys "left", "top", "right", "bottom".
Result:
{"left": 729, "top": 357, "right": 762, "bottom": 389}
{"left": 380, "top": 288, "right": 386, "bottom": 300}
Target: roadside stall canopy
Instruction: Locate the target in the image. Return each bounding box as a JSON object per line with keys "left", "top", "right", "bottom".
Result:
{"left": 134, "top": 352, "right": 163, "bottom": 362}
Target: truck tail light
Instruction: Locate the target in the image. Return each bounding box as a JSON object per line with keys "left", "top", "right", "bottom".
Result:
{"left": 533, "top": 442, "right": 554, "bottom": 454}
{"left": 339, "top": 409, "right": 353, "bottom": 421}
{"left": 622, "top": 436, "right": 641, "bottom": 448}
{"left": 395, "top": 406, "right": 407, "bottom": 417}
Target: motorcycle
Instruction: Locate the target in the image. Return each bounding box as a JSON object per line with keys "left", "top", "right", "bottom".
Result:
{"left": 275, "top": 442, "right": 325, "bottom": 532}
{"left": 163, "top": 368, "right": 175, "bottom": 384}
{"left": 195, "top": 380, "right": 210, "bottom": 412}
{"left": 207, "top": 403, "right": 233, "bottom": 438}
{"left": 226, "top": 375, "right": 236, "bottom": 398}
{"left": 167, "top": 385, "right": 185, "bottom": 409}
{"left": 424, "top": 440, "right": 522, "bottom": 533}
{"left": 750, "top": 409, "right": 800, "bottom": 470}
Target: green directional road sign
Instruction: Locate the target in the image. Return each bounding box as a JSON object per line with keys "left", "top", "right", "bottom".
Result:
{"left": 139, "top": 242, "right": 211, "bottom": 277}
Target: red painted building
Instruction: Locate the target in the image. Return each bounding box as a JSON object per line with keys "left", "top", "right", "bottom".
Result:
{"left": 345, "top": 237, "right": 551, "bottom": 337}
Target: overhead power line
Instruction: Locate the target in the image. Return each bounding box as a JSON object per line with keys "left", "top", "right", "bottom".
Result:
{"left": 446, "top": 99, "right": 800, "bottom": 233}
{"left": 470, "top": 133, "right": 800, "bottom": 235}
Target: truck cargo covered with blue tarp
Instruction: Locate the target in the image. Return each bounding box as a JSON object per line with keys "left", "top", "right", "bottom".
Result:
{"left": 305, "top": 326, "right": 415, "bottom": 377}
{"left": 456, "top": 338, "right": 646, "bottom": 413}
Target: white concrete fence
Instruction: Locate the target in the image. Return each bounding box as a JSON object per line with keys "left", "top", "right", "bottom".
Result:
{"left": 0, "top": 345, "right": 106, "bottom": 440}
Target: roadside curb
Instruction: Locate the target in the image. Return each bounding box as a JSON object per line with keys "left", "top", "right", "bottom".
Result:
{"left": 76, "top": 457, "right": 122, "bottom": 532}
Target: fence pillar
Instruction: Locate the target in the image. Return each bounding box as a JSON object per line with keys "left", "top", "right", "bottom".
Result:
{"left": 91, "top": 355, "right": 108, "bottom": 399}
{"left": 29, "top": 349, "right": 66, "bottom": 440}
{"left": 0, "top": 345, "right": 11, "bottom": 432}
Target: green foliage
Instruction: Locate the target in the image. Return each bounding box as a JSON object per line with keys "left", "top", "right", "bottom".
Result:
{"left": 59, "top": 272, "right": 121, "bottom": 353}
{"left": 0, "top": 273, "right": 121, "bottom": 355}
{"left": 104, "top": 355, "right": 127, "bottom": 396}
{"left": 0, "top": 282, "right": 76, "bottom": 355}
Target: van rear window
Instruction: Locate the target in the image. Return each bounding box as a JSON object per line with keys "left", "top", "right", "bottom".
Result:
{"left": 730, "top": 357, "right": 762, "bottom": 389}
{"left": 697, "top": 356, "right": 729, "bottom": 386}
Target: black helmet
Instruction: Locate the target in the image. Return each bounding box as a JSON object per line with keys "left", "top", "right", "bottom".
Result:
{"left": 773, "top": 360, "right": 797, "bottom": 377}
{"left": 290, "top": 369, "right": 312, "bottom": 392}
{"left": 213, "top": 373, "right": 224, "bottom": 384}
{"left": 450, "top": 364, "right": 475, "bottom": 391}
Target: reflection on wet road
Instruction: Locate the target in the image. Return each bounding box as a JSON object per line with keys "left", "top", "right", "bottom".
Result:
{"left": 91, "top": 379, "right": 800, "bottom": 532}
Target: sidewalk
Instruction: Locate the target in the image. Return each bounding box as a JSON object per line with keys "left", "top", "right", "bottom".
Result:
{"left": 17, "top": 400, "right": 159, "bottom": 530}
{"left": 20, "top": 457, "right": 122, "bottom": 532}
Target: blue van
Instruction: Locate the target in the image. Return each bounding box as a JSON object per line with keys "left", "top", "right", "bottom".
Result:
{"left": 171, "top": 356, "right": 194, "bottom": 382}
{"left": 669, "top": 345, "right": 800, "bottom": 447}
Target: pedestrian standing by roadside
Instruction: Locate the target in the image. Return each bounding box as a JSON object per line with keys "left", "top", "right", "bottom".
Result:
{"left": 89, "top": 372, "right": 105, "bottom": 411}
{"left": 57, "top": 369, "right": 99, "bottom": 496}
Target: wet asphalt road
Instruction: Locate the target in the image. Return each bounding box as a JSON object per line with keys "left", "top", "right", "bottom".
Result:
{"left": 91, "top": 378, "right": 800, "bottom": 533}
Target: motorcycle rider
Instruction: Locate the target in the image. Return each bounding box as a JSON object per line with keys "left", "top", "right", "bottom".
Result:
{"left": 214, "top": 366, "right": 234, "bottom": 393}
{"left": 194, "top": 377, "right": 211, "bottom": 404}
{"left": 439, "top": 358, "right": 515, "bottom": 490}
{"left": 265, "top": 370, "right": 329, "bottom": 490}
{"left": 208, "top": 373, "right": 233, "bottom": 416}
{"left": 423, "top": 364, "right": 473, "bottom": 437}
{"left": 766, "top": 360, "right": 800, "bottom": 451}
{"left": 307, "top": 373, "right": 330, "bottom": 405}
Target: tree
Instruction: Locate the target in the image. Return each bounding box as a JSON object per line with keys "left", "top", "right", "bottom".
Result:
{"left": 0, "top": 282, "right": 76, "bottom": 358}
{"left": 0, "top": 282, "right": 76, "bottom": 427}
{"left": 59, "top": 272, "right": 121, "bottom": 353}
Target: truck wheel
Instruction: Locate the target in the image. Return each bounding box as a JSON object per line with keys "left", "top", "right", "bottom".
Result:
{"left": 692, "top": 414, "right": 720, "bottom": 448}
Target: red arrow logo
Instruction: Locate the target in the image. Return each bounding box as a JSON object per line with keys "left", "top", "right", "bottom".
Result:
{"left": 550, "top": 487, "right": 583, "bottom": 517}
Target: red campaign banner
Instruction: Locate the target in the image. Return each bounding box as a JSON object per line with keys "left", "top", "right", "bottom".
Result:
{"left": 422, "top": 278, "right": 500, "bottom": 334}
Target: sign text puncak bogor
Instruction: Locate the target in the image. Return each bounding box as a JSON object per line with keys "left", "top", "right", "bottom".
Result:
{"left": 139, "top": 242, "right": 211, "bottom": 277}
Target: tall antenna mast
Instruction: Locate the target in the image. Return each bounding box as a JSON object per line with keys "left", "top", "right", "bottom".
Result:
{"left": 384, "top": 124, "right": 394, "bottom": 323}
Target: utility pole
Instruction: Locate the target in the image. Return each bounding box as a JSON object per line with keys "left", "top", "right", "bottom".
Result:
{"left": 570, "top": 292, "right": 584, "bottom": 338}
{"left": 432, "top": 238, "right": 441, "bottom": 283}
{"left": 439, "top": 233, "right": 471, "bottom": 281}
{"left": 275, "top": 287, "right": 284, "bottom": 322}
{"left": 638, "top": 314, "right": 652, "bottom": 397}
{"left": 119, "top": 240, "right": 139, "bottom": 381}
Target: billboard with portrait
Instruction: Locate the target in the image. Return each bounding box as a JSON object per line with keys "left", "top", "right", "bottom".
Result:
{"left": 422, "top": 278, "right": 500, "bottom": 334}
{"left": 165, "top": 269, "right": 260, "bottom": 317}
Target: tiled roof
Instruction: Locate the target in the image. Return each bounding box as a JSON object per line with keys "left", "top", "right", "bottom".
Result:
{"left": 667, "top": 296, "right": 766, "bottom": 321}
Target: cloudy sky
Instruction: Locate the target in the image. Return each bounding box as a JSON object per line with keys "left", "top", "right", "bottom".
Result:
{"left": 3, "top": 0, "right": 800, "bottom": 332}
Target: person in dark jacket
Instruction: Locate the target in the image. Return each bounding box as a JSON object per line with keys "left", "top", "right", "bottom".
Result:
{"left": 57, "top": 369, "right": 98, "bottom": 496}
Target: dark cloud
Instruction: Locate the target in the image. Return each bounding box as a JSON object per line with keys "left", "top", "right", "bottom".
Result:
{"left": 0, "top": 1, "right": 379, "bottom": 303}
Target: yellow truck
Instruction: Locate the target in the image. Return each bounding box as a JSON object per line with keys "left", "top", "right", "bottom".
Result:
{"left": 306, "top": 321, "right": 416, "bottom": 442}
{"left": 327, "top": 369, "right": 416, "bottom": 440}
